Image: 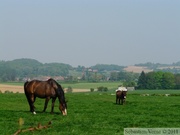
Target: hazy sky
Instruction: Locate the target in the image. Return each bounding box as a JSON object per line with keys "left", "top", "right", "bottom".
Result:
{"left": 1, "top": 0, "right": 180, "bottom": 67}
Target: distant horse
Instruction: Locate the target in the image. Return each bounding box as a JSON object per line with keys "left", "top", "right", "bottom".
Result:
{"left": 24, "top": 78, "right": 67, "bottom": 115}
{"left": 116, "top": 90, "right": 127, "bottom": 105}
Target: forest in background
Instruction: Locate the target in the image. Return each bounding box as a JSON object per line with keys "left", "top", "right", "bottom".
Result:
{"left": 0, "top": 58, "right": 180, "bottom": 90}
{"left": 0, "top": 58, "right": 125, "bottom": 81}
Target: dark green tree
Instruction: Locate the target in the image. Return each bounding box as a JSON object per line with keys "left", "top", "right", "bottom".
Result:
{"left": 174, "top": 74, "right": 180, "bottom": 89}
{"left": 154, "top": 71, "right": 163, "bottom": 89}
{"left": 145, "top": 71, "right": 164, "bottom": 89}
{"left": 146, "top": 72, "right": 156, "bottom": 89}
{"left": 161, "top": 72, "right": 175, "bottom": 89}
{"left": 137, "top": 71, "right": 146, "bottom": 89}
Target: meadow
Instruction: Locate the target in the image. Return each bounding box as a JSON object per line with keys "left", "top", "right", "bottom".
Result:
{"left": 0, "top": 89, "right": 180, "bottom": 135}
{"left": 0, "top": 81, "right": 121, "bottom": 90}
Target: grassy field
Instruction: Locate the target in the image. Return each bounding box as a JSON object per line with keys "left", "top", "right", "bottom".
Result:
{"left": 0, "top": 81, "right": 121, "bottom": 93}
{"left": 1, "top": 81, "right": 121, "bottom": 89}
{"left": 0, "top": 90, "right": 180, "bottom": 135}
{"left": 61, "top": 82, "right": 121, "bottom": 90}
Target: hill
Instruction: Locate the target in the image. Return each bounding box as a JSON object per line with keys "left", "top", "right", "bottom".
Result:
{"left": 0, "top": 58, "right": 180, "bottom": 81}
{"left": 0, "top": 58, "right": 72, "bottom": 81}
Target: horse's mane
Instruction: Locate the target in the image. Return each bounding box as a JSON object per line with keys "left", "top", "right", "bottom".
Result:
{"left": 47, "top": 79, "right": 67, "bottom": 108}
{"left": 47, "top": 78, "right": 64, "bottom": 96}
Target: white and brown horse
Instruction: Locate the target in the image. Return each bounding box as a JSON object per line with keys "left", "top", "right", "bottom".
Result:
{"left": 116, "top": 87, "right": 127, "bottom": 105}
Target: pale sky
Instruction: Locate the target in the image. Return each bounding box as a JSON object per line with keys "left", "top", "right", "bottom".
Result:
{"left": 0, "top": 0, "right": 180, "bottom": 67}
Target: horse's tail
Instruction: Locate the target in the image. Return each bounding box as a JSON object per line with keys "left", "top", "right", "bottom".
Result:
{"left": 24, "top": 81, "right": 33, "bottom": 112}
{"left": 24, "top": 81, "right": 29, "bottom": 93}
{"left": 24, "top": 81, "right": 31, "bottom": 102}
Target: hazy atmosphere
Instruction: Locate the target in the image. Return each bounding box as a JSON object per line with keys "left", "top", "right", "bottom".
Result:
{"left": 1, "top": 0, "right": 180, "bottom": 67}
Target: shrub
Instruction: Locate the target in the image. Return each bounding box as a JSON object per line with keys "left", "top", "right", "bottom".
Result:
{"left": 97, "top": 86, "right": 108, "bottom": 92}
{"left": 90, "top": 88, "right": 94, "bottom": 92}
{"left": 66, "top": 86, "right": 73, "bottom": 93}
{"left": 4, "top": 90, "right": 13, "bottom": 94}
{"left": 103, "top": 87, "right": 108, "bottom": 92}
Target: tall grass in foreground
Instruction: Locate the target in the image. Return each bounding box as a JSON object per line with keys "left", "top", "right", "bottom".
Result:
{"left": 0, "top": 91, "right": 180, "bottom": 135}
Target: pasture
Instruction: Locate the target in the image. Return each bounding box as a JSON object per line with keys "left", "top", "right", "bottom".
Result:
{"left": 0, "top": 81, "right": 120, "bottom": 90}
{"left": 0, "top": 81, "right": 120, "bottom": 93}
{"left": 0, "top": 90, "right": 180, "bottom": 135}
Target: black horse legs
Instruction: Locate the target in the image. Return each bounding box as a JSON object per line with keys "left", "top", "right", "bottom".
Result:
{"left": 27, "top": 95, "right": 36, "bottom": 114}
{"left": 116, "top": 97, "right": 120, "bottom": 104}
{"left": 43, "top": 97, "right": 50, "bottom": 112}
{"left": 43, "top": 97, "right": 57, "bottom": 114}
{"left": 50, "top": 97, "right": 57, "bottom": 114}
{"left": 116, "top": 97, "right": 125, "bottom": 105}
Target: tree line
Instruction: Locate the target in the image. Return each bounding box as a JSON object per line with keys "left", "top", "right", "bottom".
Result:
{"left": 0, "top": 59, "right": 72, "bottom": 81}
{"left": 137, "top": 71, "right": 180, "bottom": 89}
{"left": 1, "top": 58, "right": 180, "bottom": 90}
{"left": 0, "top": 58, "right": 125, "bottom": 82}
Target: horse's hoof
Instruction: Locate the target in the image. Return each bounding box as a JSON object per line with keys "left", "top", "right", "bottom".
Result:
{"left": 33, "top": 111, "right": 36, "bottom": 115}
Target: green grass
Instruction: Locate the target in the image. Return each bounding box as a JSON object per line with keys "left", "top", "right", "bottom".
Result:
{"left": 0, "top": 90, "right": 180, "bottom": 135}
{"left": 129, "top": 90, "right": 180, "bottom": 94}
{"left": 61, "top": 82, "right": 120, "bottom": 89}
{"left": 1, "top": 81, "right": 121, "bottom": 90}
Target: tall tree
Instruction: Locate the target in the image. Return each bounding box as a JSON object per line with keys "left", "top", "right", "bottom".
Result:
{"left": 137, "top": 71, "right": 146, "bottom": 89}
{"left": 174, "top": 74, "right": 180, "bottom": 89}
{"left": 146, "top": 72, "right": 156, "bottom": 89}
{"left": 154, "top": 71, "right": 163, "bottom": 89}
{"left": 161, "top": 72, "right": 175, "bottom": 89}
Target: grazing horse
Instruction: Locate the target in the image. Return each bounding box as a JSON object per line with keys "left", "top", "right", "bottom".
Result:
{"left": 24, "top": 78, "right": 67, "bottom": 115}
{"left": 116, "top": 90, "right": 127, "bottom": 105}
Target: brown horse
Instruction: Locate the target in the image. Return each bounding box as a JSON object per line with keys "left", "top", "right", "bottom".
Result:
{"left": 24, "top": 78, "right": 67, "bottom": 115}
{"left": 116, "top": 90, "right": 127, "bottom": 105}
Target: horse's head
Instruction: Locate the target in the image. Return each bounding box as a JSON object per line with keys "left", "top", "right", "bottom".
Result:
{"left": 122, "top": 91, "right": 127, "bottom": 99}
{"left": 57, "top": 86, "right": 67, "bottom": 115}
{"left": 59, "top": 101, "right": 67, "bottom": 116}
{"left": 48, "top": 78, "right": 67, "bottom": 115}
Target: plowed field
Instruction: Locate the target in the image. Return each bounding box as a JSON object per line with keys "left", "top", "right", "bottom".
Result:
{"left": 0, "top": 84, "right": 89, "bottom": 93}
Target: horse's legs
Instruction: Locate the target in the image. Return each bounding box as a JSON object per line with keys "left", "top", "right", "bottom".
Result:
{"left": 51, "top": 97, "right": 57, "bottom": 114}
{"left": 25, "top": 94, "right": 33, "bottom": 112}
{"left": 116, "top": 95, "right": 120, "bottom": 105}
{"left": 33, "top": 96, "right": 36, "bottom": 110}
{"left": 116, "top": 96, "right": 120, "bottom": 105}
{"left": 123, "top": 99, "right": 126, "bottom": 105}
{"left": 121, "top": 98, "right": 125, "bottom": 105}
{"left": 26, "top": 94, "right": 36, "bottom": 114}
{"left": 43, "top": 97, "right": 50, "bottom": 112}
{"left": 30, "top": 95, "right": 36, "bottom": 114}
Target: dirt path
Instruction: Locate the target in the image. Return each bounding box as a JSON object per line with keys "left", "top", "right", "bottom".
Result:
{"left": 0, "top": 84, "right": 23, "bottom": 93}
{"left": 0, "top": 84, "right": 89, "bottom": 93}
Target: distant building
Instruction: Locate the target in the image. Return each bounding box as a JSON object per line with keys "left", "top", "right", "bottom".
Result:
{"left": 127, "top": 87, "right": 135, "bottom": 91}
